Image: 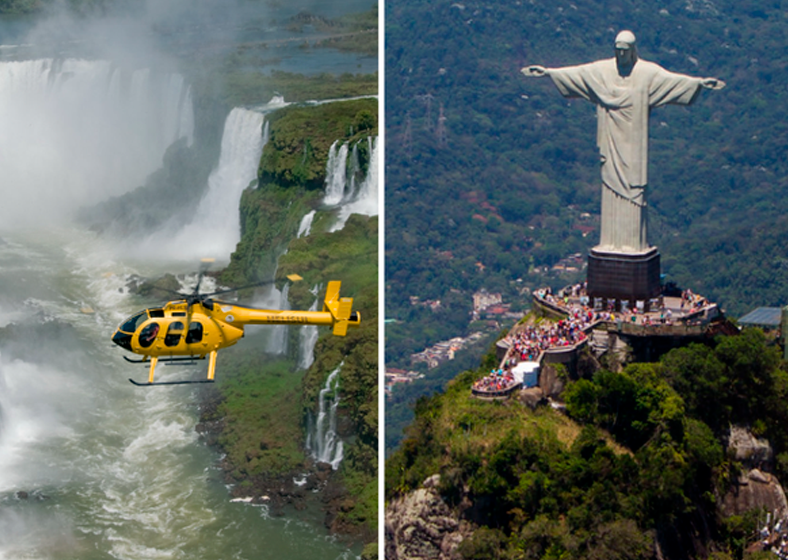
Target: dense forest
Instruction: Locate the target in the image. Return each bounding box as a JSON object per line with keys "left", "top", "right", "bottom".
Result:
{"left": 387, "top": 329, "right": 788, "bottom": 559}
{"left": 384, "top": 0, "right": 788, "bottom": 371}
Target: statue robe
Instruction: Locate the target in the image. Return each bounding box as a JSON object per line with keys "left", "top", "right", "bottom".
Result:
{"left": 547, "top": 58, "right": 704, "bottom": 253}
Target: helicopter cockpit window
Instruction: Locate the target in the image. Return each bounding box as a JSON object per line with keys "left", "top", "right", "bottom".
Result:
{"left": 165, "top": 321, "right": 184, "bottom": 347}
{"left": 138, "top": 323, "right": 160, "bottom": 348}
{"left": 120, "top": 312, "right": 147, "bottom": 334}
{"left": 185, "top": 321, "right": 203, "bottom": 344}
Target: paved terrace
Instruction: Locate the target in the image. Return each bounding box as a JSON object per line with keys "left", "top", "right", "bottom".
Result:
{"left": 471, "top": 284, "right": 723, "bottom": 399}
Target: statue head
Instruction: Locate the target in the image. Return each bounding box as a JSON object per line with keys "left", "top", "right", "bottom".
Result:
{"left": 614, "top": 30, "right": 637, "bottom": 75}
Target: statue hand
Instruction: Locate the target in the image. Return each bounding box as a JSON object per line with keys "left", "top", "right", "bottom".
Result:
{"left": 701, "top": 77, "right": 726, "bottom": 90}
{"left": 521, "top": 65, "right": 547, "bottom": 77}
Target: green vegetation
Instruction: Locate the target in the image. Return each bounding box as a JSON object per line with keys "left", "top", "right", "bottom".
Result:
{"left": 213, "top": 71, "right": 378, "bottom": 109}
{"left": 387, "top": 329, "right": 788, "bottom": 558}
{"left": 213, "top": 100, "right": 378, "bottom": 543}
{"left": 289, "top": 4, "right": 378, "bottom": 57}
{"left": 385, "top": 0, "right": 788, "bottom": 427}
{"left": 209, "top": 351, "right": 306, "bottom": 478}
{"left": 283, "top": 214, "right": 379, "bottom": 537}
{"left": 221, "top": 98, "right": 377, "bottom": 287}
{"left": 259, "top": 98, "right": 377, "bottom": 190}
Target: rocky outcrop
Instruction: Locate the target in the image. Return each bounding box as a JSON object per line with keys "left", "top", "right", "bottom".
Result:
{"left": 721, "top": 469, "right": 788, "bottom": 520}
{"left": 538, "top": 364, "right": 565, "bottom": 398}
{"left": 721, "top": 426, "right": 788, "bottom": 521}
{"left": 519, "top": 386, "right": 545, "bottom": 409}
{"left": 727, "top": 426, "right": 774, "bottom": 470}
{"left": 385, "top": 477, "right": 470, "bottom": 560}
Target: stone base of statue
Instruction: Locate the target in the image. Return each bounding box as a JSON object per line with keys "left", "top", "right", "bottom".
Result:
{"left": 587, "top": 247, "right": 661, "bottom": 309}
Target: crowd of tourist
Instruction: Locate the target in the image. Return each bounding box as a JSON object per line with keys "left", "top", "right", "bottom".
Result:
{"left": 503, "top": 310, "right": 596, "bottom": 366}
{"left": 471, "top": 368, "right": 518, "bottom": 395}
{"left": 681, "top": 289, "right": 708, "bottom": 311}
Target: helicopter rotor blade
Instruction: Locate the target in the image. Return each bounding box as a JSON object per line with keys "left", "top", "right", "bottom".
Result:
{"left": 198, "top": 275, "right": 303, "bottom": 300}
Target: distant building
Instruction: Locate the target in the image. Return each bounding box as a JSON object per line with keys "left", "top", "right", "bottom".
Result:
{"left": 473, "top": 289, "right": 502, "bottom": 312}
{"left": 410, "top": 332, "right": 486, "bottom": 369}
{"left": 385, "top": 368, "right": 425, "bottom": 396}
{"left": 552, "top": 253, "right": 586, "bottom": 272}
{"left": 472, "top": 289, "right": 503, "bottom": 320}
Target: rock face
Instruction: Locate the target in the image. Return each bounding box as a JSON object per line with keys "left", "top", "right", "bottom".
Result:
{"left": 721, "top": 469, "right": 788, "bottom": 520}
{"left": 385, "top": 481, "right": 467, "bottom": 560}
{"left": 538, "top": 364, "right": 565, "bottom": 399}
{"left": 721, "top": 426, "right": 788, "bottom": 521}
{"left": 727, "top": 426, "right": 774, "bottom": 469}
{"left": 519, "top": 386, "right": 545, "bottom": 409}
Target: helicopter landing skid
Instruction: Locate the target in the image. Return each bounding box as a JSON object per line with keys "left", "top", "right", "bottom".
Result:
{"left": 128, "top": 378, "right": 215, "bottom": 386}
{"left": 129, "top": 351, "right": 218, "bottom": 386}
{"left": 124, "top": 355, "right": 205, "bottom": 364}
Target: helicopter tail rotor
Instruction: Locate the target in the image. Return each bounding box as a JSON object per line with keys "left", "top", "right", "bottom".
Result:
{"left": 323, "top": 281, "right": 361, "bottom": 336}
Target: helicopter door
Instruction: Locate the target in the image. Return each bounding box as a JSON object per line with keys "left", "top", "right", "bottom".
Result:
{"left": 164, "top": 321, "right": 185, "bottom": 347}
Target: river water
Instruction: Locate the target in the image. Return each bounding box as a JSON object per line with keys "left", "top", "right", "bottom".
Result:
{"left": 0, "top": 230, "right": 358, "bottom": 559}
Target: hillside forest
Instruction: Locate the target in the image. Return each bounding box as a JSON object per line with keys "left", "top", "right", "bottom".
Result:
{"left": 385, "top": 0, "right": 788, "bottom": 447}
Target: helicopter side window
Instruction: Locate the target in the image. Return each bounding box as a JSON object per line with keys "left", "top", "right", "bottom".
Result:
{"left": 185, "top": 321, "right": 203, "bottom": 344}
{"left": 120, "top": 312, "right": 147, "bottom": 334}
{"left": 164, "top": 321, "right": 185, "bottom": 347}
{"left": 149, "top": 308, "right": 164, "bottom": 318}
{"left": 138, "top": 322, "right": 160, "bottom": 348}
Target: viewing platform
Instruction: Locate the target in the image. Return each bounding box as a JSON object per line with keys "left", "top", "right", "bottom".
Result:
{"left": 472, "top": 282, "right": 734, "bottom": 400}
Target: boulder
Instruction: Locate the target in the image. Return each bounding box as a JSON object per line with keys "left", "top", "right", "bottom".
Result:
{"left": 519, "top": 387, "right": 545, "bottom": 409}
{"left": 385, "top": 484, "right": 468, "bottom": 560}
{"left": 721, "top": 468, "right": 788, "bottom": 521}
{"left": 538, "top": 364, "right": 565, "bottom": 398}
{"left": 728, "top": 426, "right": 773, "bottom": 469}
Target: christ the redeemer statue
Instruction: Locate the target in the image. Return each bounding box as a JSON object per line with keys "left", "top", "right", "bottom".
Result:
{"left": 523, "top": 30, "right": 724, "bottom": 254}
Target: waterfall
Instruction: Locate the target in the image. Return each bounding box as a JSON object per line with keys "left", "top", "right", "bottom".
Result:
{"left": 297, "top": 211, "right": 316, "bottom": 238}
{"left": 323, "top": 141, "right": 349, "bottom": 206}
{"left": 331, "top": 136, "right": 379, "bottom": 231}
{"left": 347, "top": 143, "right": 360, "bottom": 200}
{"left": 254, "top": 283, "right": 289, "bottom": 355}
{"left": 307, "top": 364, "right": 344, "bottom": 470}
{"left": 0, "top": 59, "right": 193, "bottom": 227}
{"left": 298, "top": 288, "right": 320, "bottom": 370}
{"left": 145, "top": 108, "right": 266, "bottom": 261}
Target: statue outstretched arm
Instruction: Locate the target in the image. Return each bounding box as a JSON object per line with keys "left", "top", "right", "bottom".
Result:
{"left": 521, "top": 65, "right": 549, "bottom": 77}
{"left": 701, "top": 77, "right": 726, "bottom": 90}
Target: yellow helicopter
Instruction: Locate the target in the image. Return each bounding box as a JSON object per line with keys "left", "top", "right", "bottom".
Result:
{"left": 111, "top": 264, "right": 360, "bottom": 386}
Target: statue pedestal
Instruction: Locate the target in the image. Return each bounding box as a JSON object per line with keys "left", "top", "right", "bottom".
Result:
{"left": 587, "top": 247, "right": 661, "bottom": 308}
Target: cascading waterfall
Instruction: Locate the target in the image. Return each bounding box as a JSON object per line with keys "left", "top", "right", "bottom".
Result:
{"left": 331, "top": 136, "right": 379, "bottom": 231}
{"left": 144, "top": 107, "right": 266, "bottom": 261}
{"left": 297, "top": 211, "right": 316, "bottom": 238}
{"left": 307, "top": 364, "right": 344, "bottom": 470}
{"left": 323, "top": 141, "right": 349, "bottom": 205}
{"left": 311, "top": 136, "right": 378, "bottom": 235}
{"left": 245, "top": 282, "right": 292, "bottom": 355}
{"left": 0, "top": 59, "right": 193, "bottom": 227}
{"left": 298, "top": 286, "right": 320, "bottom": 370}
{"left": 347, "top": 143, "right": 360, "bottom": 200}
